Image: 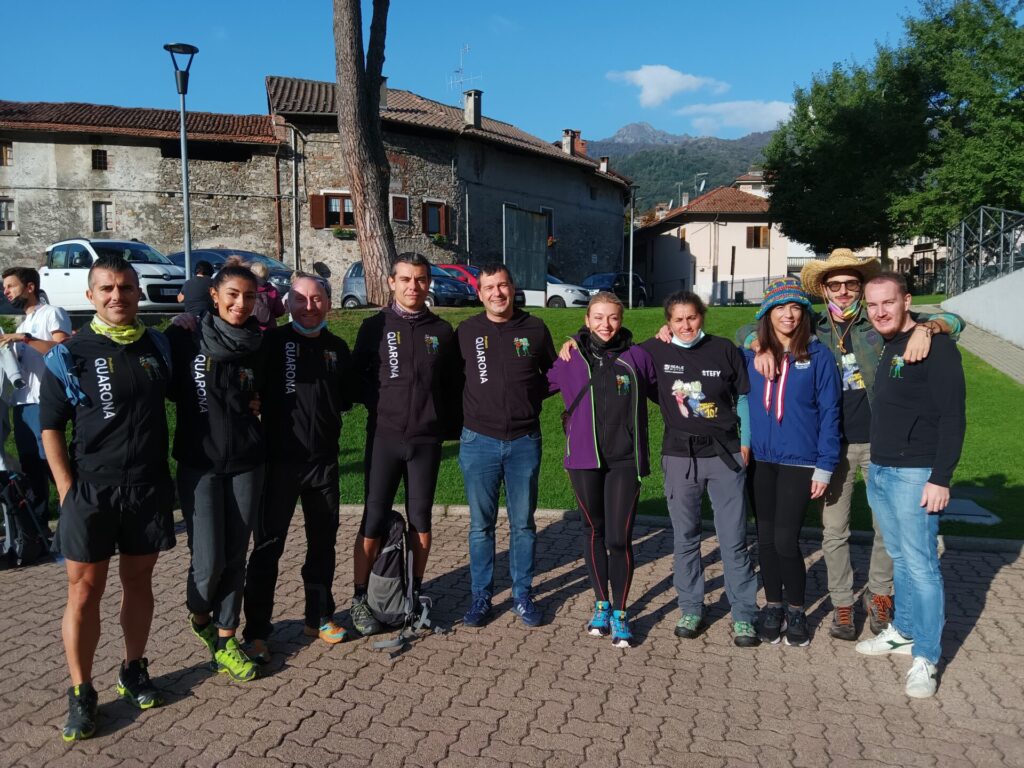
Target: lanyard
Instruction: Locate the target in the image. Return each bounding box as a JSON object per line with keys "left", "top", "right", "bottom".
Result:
{"left": 763, "top": 355, "right": 790, "bottom": 423}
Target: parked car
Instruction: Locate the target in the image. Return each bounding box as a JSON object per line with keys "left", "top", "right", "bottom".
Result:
{"left": 340, "top": 262, "right": 478, "bottom": 308}
{"left": 166, "top": 248, "right": 293, "bottom": 294}
{"left": 438, "top": 263, "right": 480, "bottom": 291}
{"left": 41, "top": 239, "right": 185, "bottom": 312}
{"left": 581, "top": 271, "right": 649, "bottom": 307}
{"left": 546, "top": 274, "right": 590, "bottom": 308}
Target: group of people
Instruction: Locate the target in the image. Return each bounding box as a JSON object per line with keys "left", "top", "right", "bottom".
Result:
{"left": 6, "top": 245, "right": 965, "bottom": 742}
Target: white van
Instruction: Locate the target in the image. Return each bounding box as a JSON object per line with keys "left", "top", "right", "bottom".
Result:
{"left": 41, "top": 239, "right": 186, "bottom": 312}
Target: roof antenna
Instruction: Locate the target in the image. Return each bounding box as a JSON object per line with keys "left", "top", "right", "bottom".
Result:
{"left": 447, "top": 44, "right": 482, "bottom": 91}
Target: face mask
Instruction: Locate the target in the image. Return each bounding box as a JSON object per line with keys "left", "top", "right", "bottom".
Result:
{"left": 672, "top": 329, "right": 705, "bottom": 348}
{"left": 292, "top": 319, "right": 327, "bottom": 336}
{"left": 827, "top": 299, "right": 861, "bottom": 320}
{"left": 9, "top": 296, "right": 28, "bottom": 310}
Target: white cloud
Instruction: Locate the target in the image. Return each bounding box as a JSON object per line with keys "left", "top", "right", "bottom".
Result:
{"left": 607, "top": 65, "right": 729, "bottom": 108}
{"left": 674, "top": 100, "right": 793, "bottom": 134}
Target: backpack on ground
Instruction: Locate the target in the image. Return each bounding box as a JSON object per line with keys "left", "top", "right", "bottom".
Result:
{"left": 367, "top": 510, "right": 443, "bottom": 651}
{"left": 1, "top": 471, "right": 48, "bottom": 566}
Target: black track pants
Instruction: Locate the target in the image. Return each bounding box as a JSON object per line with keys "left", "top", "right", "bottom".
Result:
{"left": 361, "top": 433, "right": 442, "bottom": 539}
{"left": 751, "top": 461, "right": 814, "bottom": 606}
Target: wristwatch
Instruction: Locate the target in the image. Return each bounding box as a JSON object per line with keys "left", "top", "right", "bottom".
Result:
{"left": 21, "top": 332, "right": 33, "bottom": 342}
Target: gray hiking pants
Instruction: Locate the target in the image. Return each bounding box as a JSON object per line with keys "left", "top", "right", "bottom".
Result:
{"left": 663, "top": 454, "right": 759, "bottom": 624}
{"left": 820, "top": 442, "right": 893, "bottom": 607}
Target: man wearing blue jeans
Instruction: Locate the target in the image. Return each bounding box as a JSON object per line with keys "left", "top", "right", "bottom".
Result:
{"left": 456, "top": 263, "right": 556, "bottom": 627}
{"left": 855, "top": 273, "right": 966, "bottom": 699}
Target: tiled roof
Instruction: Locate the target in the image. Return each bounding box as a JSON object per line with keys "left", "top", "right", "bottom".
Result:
{"left": 636, "top": 186, "right": 770, "bottom": 234}
{"left": 734, "top": 172, "right": 765, "bottom": 183}
{"left": 266, "top": 75, "right": 628, "bottom": 186}
{"left": 0, "top": 101, "right": 281, "bottom": 145}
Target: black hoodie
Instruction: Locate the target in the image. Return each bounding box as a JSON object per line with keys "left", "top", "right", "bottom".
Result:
{"left": 457, "top": 310, "right": 557, "bottom": 440}
{"left": 39, "top": 326, "right": 171, "bottom": 485}
{"left": 352, "top": 306, "right": 461, "bottom": 442}
{"left": 165, "top": 324, "right": 266, "bottom": 473}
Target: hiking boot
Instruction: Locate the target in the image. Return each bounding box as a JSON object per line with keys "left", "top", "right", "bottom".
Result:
{"left": 304, "top": 618, "right": 348, "bottom": 645}
{"left": 856, "top": 624, "right": 913, "bottom": 656}
{"left": 905, "top": 657, "right": 939, "bottom": 699}
{"left": 62, "top": 683, "right": 98, "bottom": 742}
{"left": 214, "top": 637, "right": 257, "bottom": 682}
{"left": 829, "top": 605, "right": 857, "bottom": 641}
{"left": 462, "top": 592, "right": 492, "bottom": 627}
{"left": 863, "top": 590, "right": 893, "bottom": 635}
{"left": 674, "top": 612, "right": 704, "bottom": 639}
{"left": 190, "top": 614, "right": 217, "bottom": 660}
{"left": 587, "top": 600, "right": 611, "bottom": 637}
{"left": 350, "top": 594, "right": 383, "bottom": 637}
{"left": 116, "top": 658, "right": 165, "bottom": 710}
{"left": 610, "top": 610, "right": 633, "bottom": 648}
{"left": 245, "top": 639, "right": 271, "bottom": 665}
{"left": 732, "top": 621, "right": 761, "bottom": 648}
{"left": 759, "top": 605, "right": 786, "bottom": 644}
{"left": 512, "top": 595, "right": 542, "bottom": 627}
{"left": 784, "top": 607, "right": 810, "bottom": 647}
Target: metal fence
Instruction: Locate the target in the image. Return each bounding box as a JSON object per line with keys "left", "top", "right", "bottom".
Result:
{"left": 711, "top": 275, "right": 788, "bottom": 305}
{"left": 945, "top": 206, "right": 1024, "bottom": 297}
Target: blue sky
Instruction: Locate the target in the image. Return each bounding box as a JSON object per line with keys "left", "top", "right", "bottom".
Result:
{"left": 4, "top": 0, "right": 922, "bottom": 141}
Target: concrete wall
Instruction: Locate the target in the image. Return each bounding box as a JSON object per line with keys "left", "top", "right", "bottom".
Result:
{"left": 0, "top": 133, "right": 285, "bottom": 269}
{"left": 942, "top": 268, "right": 1024, "bottom": 347}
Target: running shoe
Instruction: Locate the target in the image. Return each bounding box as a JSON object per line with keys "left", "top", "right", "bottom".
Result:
{"left": 588, "top": 600, "right": 611, "bottom": 637}
{"left": 732, "top": 621, "right": 761, "bottom": 648}
{"left": 246, "top": 639, "right": 271, "bottom": 665}
{"left": 829, "top": 605, "right": 857, "bottom": 641}
{"left": 350, "top": 595, "right": 383, "bottom": 637}
{"left": 674, "top": 612, "right": 704, "bottom": 639}
{"left": 759, "top": 605, "right": 786, "bottom": 644}
{"left": 863, "top": 590, "right": 894, "bottom": 635}
{"left": 462, "top": 592, "right": 492, "bottom": 627}
{"left": 304, "top": 618, "right": 348, "bottom": 645}
{"left": 784, "top": 607, "right": 810, "bottom": 647}
{"left": 512, "top": 595, "right": 542, "bottom": 627}
{"left": 116, "top": 658, "right": 165, "bottom": 710}
{"left": 610, "top": 610, "right": 633, "bottom": 648}
{"left": 214, "top": 637, "right": 257, "bottom": 682}
{"left": 190, "top": 614, "right": 217, "bottom": 660}
{"left": 62, "top": 683, "right": 98, "bottom": 742}
{"left": 855, "top": 625, "right": 914, "bottom": 656}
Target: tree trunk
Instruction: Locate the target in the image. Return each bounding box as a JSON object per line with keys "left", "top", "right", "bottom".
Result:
{"left": 333, "top": 0, "right": 396, "bottom": 306}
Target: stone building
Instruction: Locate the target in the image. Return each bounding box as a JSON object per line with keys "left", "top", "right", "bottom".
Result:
{"left": 0, "top": 100, "right": 287, "bottom": 267}
{"left": 267, "top": 76, "right": 630, "bottom": 296}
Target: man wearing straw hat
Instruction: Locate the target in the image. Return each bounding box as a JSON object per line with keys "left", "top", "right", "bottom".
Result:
{"left": 740, "top": 248, "right": 962, "bottom": 641}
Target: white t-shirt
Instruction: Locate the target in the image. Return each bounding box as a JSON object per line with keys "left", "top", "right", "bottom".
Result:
{"left": 13, "top": 303, "right": 72, "bottom": 406}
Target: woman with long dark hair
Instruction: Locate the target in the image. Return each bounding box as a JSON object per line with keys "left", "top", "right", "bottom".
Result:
{"left": 745, "top": 277, "right": 840, "bottom": 647}
{"left": 166, "top": 257, "right": 266, "bottom": 682}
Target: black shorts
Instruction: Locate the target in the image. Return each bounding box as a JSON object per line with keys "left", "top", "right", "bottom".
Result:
{"left": 55, "top": 476, "right": 176, "bottom": 563}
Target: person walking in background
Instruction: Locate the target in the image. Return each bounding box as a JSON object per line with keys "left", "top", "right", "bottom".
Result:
{"left": 176, "top": 259, "right": 215, "bottom": 321}
{"left": 744, "top": 277, "right": 841, "bottom": 647}
{"left": 457, "top": 263, "right": 556, "bottom": 629}
{"left": 166, "top": 257, "right": 266, "bottom": 683}
{"left": 547, "top": 292, "right": 656, "bottom": 647}
{"left": 855, "top": 273, "right": 966, "bottom": 699}
{"left": 250, "top": 261, "right": 286, "bottom": 332}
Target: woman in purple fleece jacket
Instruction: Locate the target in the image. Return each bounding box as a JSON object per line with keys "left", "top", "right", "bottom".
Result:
{"left": 547, "top": 292, "right": 658, "bottom": 648}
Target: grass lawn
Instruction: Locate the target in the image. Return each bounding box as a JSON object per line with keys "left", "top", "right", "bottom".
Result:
{"left": 325, "top": 304, "right": 1024, "bottom": 540}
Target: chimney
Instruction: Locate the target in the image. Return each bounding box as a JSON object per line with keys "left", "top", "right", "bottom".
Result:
{"left": 379, "top": 76, "right": 388, "bottom": 110}
{"left": 599, "top": 156, "right": 609, "bottom": 173}
{"left": 680, "top": 192, "right": 689, "bottom": 208}
{"left": 561, "top": 129, "right": 578, "bottom": 156}
{"left": 464, "top": 89, "right": 482, "bottom": 129}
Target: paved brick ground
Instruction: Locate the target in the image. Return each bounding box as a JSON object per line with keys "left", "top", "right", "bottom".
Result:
{"left": 2, "top": 511, "right": 1023, "bottom": 767}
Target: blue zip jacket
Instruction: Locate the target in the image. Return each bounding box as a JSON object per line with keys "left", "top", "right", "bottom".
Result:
{"left": 547, "top": 335, "right": 658, "bottom": 477}
{"left": 744, "top": 338, "right": 841, "bottom": 474}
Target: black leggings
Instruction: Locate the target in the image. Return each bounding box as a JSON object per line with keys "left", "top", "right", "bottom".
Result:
{"left": 751, "top": 461, "right": 813, "bottom": 606}
{"left": 361, "top": 433, "right": 442, "bottom": 539}
{"left": 568, "top": 467, "right": 640, "bottom": 611}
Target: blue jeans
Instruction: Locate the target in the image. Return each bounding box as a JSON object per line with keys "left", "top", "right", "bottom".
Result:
{"left": 458, "top": 428, "right": 541, "bottom": 601}
{"left": 868, "top": 464, "right": 944, "bottom": 664}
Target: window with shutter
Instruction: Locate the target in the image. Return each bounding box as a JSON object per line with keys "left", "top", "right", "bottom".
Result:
{"left": 423, "top": 201, "right": 447, "bottom": 235}
{"left": 746, "top": 225, "right": 769, "bottom": 249}
{"left": 390, "top": 195, "right": 410, "bottom": 222}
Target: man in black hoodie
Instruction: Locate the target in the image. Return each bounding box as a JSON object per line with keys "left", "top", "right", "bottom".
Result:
{"left": 242, "top": 274, "right": 352, "bottom": 657}
{"left": 40, "top": 255, "right": 175, "bottom": 741}
{"left": 456, "top": 264, "right": 556, "bottom": 628}
{"left": 349, "top": 253, "right": 461, "bottom": 636}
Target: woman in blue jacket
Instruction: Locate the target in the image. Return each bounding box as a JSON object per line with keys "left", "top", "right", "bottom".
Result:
{"left": 745, "top": 277, "right": 840, "bottom": 647}
{"left": 548, "top": 292, "right": 658, "bottom": 648}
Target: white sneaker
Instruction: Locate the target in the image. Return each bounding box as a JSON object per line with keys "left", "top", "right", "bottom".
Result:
{"left": 855, "top": 625, "right": 914, "bottom": 656}
{"left": 905, "top": 657, "right": 938, "bottom": 698}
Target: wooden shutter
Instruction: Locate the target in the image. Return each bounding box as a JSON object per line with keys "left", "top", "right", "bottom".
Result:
{"left": 440, "top": 203, "right": 449, "bottom": 237}
{"left": 746, "top": 226, "right": 755, "bottom": 249}
{"left": 760, "top": 226, "right": 770, "bottom": 248}
{"left": 309, "top": 194, "right": 326, "bottom": 229}
{"left": 421, "top": 201, "right": 429, "bottom": 233}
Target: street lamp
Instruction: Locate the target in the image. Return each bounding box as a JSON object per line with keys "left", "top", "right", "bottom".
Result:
{"left": 164, "top": 42, "right": 199, "bottom": 278}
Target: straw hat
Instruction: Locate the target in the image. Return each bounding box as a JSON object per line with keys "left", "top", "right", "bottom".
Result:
{"left": 800, "top": 248, "right": 881, "bottom": 297}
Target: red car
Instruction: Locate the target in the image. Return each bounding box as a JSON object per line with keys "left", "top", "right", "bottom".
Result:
{"left": 439, "top": 264, "right": 480, "bottom": 292}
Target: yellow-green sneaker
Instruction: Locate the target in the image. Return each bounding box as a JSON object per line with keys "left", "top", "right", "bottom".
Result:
{"left": 62, "top": 683, "right": 98, "bottom": 742}
{"left": 214, "top": 637, "right": 257, "bottom": 682}
{"left": 190, "top": 614, "right": 217, "bottom": 660}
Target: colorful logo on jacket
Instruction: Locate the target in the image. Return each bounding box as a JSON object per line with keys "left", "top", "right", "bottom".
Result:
{"left": 424, "top": 335, "right": 439, "bottom": 355}
{"left": 615, "top": 375, "right": 631, "bottom": 396}
{"left": 840, "top": 352, "right": 865, "bottom": 391}
{"left": 671, "top": 379, "right": 717, "bottom": 418}
{"left": 889, "top": 355, "right": 905, "bottom": 379}
{"left": 238, "top": 367, "right": 256, "bottom": 392}
{"left": 137, "top": 354, "right": 163, "bottom": 381}
{"left": 323, "top": 349, "right": 338, "bottom": 372}
{"left": 513, "top": 336, "right": 531, "bottom": 357}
